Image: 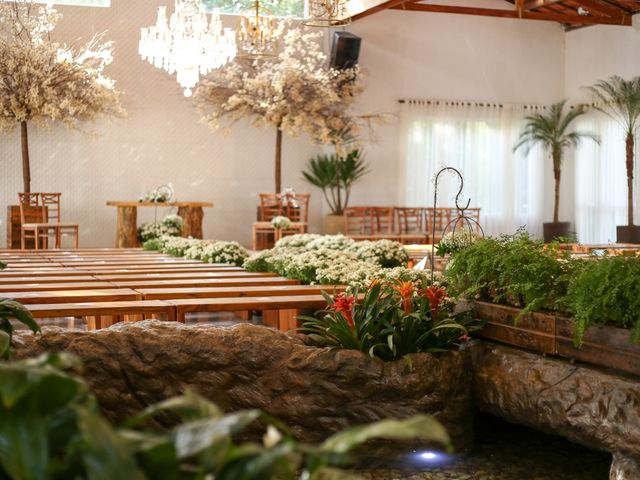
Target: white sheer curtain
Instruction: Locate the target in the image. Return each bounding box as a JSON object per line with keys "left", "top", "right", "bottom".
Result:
{"left": 398, "top": 100, "right": 545, "bottom": 237}
{"left": 574, "top": 112, "right": 640, "bottom": 243}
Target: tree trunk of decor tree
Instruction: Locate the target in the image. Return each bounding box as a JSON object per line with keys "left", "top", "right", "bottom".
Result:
{"left": 626, "top": 132, "right": 635, "bottom": 227}
{"left": 21, "top": 121, "right": 31, "bottom": 194}
{"left": 553, "top": 164, "right": 561, "bottom": 224}
{"left": 275, "top": 126, "right": 283, "bottom": 194}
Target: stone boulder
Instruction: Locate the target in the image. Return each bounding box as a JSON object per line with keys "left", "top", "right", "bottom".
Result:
{"left": 15, "top": 321, "right": 473, "bottom": 446}
{"left": 471, "top": 341, "right": 640, "bottom": 477}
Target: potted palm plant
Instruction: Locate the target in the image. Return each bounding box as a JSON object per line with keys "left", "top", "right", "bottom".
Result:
{"left": 514, "top": 100, "right": 599, "bottom": 242}
{"left": 587, "top": 76, "right": 640, "bottom": 244}
{"left": 303, "top": 148, "right": 368, "bottom": 234}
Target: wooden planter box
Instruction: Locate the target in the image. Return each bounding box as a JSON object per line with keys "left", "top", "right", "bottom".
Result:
{"left": 469, "top": 300, "right": 640, "bottom": 377}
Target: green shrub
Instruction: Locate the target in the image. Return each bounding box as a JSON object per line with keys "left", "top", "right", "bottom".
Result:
{"left": 566, "top": 256, "right": 640, "bottom": 345}
{"left": 445, "top": 232, "right": 582, "bottom": 315}
{"left": 0, "top": 353, "right": 450, "bottom": 479}
{"left": 300, "top": 279, "right": 481, "bottom": 361}
{"left": 142, "top": 238, "right": 162, "bottom": 251}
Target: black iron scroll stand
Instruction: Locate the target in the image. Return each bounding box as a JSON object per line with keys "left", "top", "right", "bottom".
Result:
{"left": 430, "top": 167, "right": 484, "bottom": 284}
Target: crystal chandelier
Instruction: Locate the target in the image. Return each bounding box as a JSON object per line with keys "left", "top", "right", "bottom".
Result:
{"left": 139, "top": 1, "right": 236, "bottom": 97}
{"left": 237, "top": 0, "right": 282, "bottom": 59}
{"left": 303, "top": 0, "right": 351, "bottom": 27}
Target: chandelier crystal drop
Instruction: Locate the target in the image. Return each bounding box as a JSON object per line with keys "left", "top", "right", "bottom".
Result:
{"left": 303, "top": 0, "right": 351, "bottom": 27}
{"left": 237, "top": 0, "right": 282, "bottom": 59}
{"left": 139, "top": 0, "right": 236, "bottom": 97}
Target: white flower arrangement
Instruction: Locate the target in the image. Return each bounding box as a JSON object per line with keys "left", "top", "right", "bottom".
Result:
{"left": 148, "top": 235, "right": 248, "bottom": 266}
{"left": 271, "top": 216, "right": 291, "bottom": 230}
{"left": 244, "top": 234, "right": 413, "bottom": 286}
{"left": 139, "top": 188, "right": 171, "bottom": 203}
{"left": 437, "top": 230, "right": 481, "bottom": 256}
{"left": 137, "top": 215, "right": 184, "bottom": 243}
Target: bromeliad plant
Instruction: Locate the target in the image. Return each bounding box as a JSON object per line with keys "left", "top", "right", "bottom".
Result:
{"left": 300, "top": 280, "right": 481, "bottom": 361}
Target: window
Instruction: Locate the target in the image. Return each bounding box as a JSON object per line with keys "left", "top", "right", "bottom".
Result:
{"left": 202, "top": 0, "right": 304, "bottom": 18}
{"left": 399, "top": 102, "right": 545, "bottom": 237}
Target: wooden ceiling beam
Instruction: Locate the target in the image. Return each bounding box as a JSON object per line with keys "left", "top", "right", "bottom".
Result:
{"left": 572, "top": 0, "right": 630, "bottom": 20}
{"left": 523, "top": 0, "right": 563, "bottom": 10}
{"left": 352, "top": 0, "right": 412, "bottom": 21}
{"left": 389, "top": 3, "right": 632, "bottom": 25}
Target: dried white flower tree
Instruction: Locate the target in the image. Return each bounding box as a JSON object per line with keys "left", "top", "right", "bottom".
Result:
{"left": 0, "top": 0, "right": 124, "bottom": 193}
{"left": 195, "top": 27, "right": 361, "bottom": 193}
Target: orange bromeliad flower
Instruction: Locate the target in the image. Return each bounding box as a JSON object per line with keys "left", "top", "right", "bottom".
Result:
{"left": 425, "top": 285, "right": 447, "bottom": 319}
{"left": 393, "top": 281, "right": 415, "bottom": 315}
{"left": 368, "top": 278, "right": 382, "bottom": 289}
{"left": 331, "top": 293, "right": 356, "bottom": 331}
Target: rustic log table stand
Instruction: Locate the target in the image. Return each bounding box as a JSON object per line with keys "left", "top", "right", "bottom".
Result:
{"left": 106, "top": 201, "right": 214, "bottom": 248}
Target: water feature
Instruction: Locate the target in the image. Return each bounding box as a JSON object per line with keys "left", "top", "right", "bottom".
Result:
{"left": 353, "top": 414, "right": 611, "bottom": 480}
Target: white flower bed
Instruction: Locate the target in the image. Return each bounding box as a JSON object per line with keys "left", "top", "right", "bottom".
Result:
{"left": 145, "top": 235, "right": 248, "bottom": 266}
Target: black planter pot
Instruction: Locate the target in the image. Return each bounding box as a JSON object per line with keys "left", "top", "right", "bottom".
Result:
{"left": 616, "top": 225, "right": 640, "bottom": 244}
{"left": 543, "top": 222, "right": 571, "bottom": 243}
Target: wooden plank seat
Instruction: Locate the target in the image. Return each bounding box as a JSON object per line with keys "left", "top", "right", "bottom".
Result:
{"left": 69, "top": 266, "right": 244, "bottom": 274}
{"left": 139, "top": 284, "right": 344, "bottom": 300}
{"left": 0, "top": 288, "right": 141, "bottom": 304}
{"left": 0, "top": 282, "right": 117, "bottom": 292}
{"left": 24, "top": 300, "right": 175, "bottom": 329}
{"left": 165, "top": 294, "right": 332, "bottom": 331}
{"left": 110, "top": 277, "right": 299, "bottom": 289}
{"left": 0, "top": 276, "right": 99, "bottom": 285}
{"left": 0, "top": 269, "right": 102, "bottom": 277}
{"left": 94, "top": 272, "right": 278, "bottom": 282}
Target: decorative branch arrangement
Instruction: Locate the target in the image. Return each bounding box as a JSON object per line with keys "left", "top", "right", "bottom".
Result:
{"left": 195, "top": 26, "right": 361, "bottom": 193}
{"left": 0, "top": 0, "right": 124, "bottom": 193}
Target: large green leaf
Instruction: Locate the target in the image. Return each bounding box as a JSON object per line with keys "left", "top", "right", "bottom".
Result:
{"left": 126, "top": 389, "right": 223, "bottom": 426}
{"left": 216, "top": 442, "right": 298, "bottom": 480}
{"left": 0, "top": 411, "right": 48, "bottom": 480}
{"left": 76, "top": 406, "right": 146, "bottom": 480}
{"left": 0, "top": 298, "right": 40, "bottom": 334}
{"left": 0, "top": 331, "right": 9, "bottom": 358}
{"left": 320, "top": 415, "right": 450, "bottom": 454}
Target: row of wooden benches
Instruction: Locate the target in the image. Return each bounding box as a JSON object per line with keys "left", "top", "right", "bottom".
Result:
{"left": 0, "top": 248, "right": 338, "bottom": 332}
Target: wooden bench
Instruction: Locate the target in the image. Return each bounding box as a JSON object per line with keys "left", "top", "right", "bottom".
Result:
{"left": 165, "top": 294, "right": 331, "bottom": 331}
{"left": 0, "top": 275, "right": 99, "bottom": 285}
{"left": 0, "top": 288, "right": 141, "bottom": 304}
{"left": 0, "top": 282, "right": 117, "bottom": 292}
{"left": 109, "top": 277, "right": 299, "bottom": 289}
{"left": 94, "top": 272, "right": 277, "bottom": 282}
{"left": 24, "top": 300, "right": 175, "bottom": 329}
{"left": 138, "top": 285, "right": 343, "bottom": 301}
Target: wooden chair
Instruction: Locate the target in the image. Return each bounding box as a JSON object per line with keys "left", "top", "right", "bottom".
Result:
{"left": 18, "top": 193, "right": 57, "bottom": 250}
{"left": 425, "top": 207, "right": 452, "bottom": 244}
{"left": 371, "top": 207, "right": 394, "bottom": 234}
{"left": 40, "top": 193, "right": 79, "bottom": 249}
{"left": 344, "top": 207, "right": 373, "bottom": 238}
{"left": 395, "top": 207, "right": 429, "bottom": 244}
{"left": 252, "top": 193, "right": 310, "bottom": 249}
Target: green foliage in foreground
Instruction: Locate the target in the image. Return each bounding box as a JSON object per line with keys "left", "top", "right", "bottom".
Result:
{"left": 0, "top": 353, "right": 450, "bottom": 480}
{"left": 0, "top": 262, "right": 40, "bottom": 359}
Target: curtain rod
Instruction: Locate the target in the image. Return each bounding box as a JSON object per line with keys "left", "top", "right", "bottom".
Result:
{"left": 398, "top": 99, "right": 548, "bottom": 110}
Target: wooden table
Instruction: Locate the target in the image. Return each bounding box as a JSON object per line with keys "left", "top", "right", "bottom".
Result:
{"left": 106, "top": 201, "right": 214, "bottom": 248}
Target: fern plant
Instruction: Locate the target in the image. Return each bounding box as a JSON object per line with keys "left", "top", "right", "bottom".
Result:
{"left": 566, "top": 256, "right": 640, "bottom": 346}
{"left": 514, "top": 100, "right": 599, "bottom": 224}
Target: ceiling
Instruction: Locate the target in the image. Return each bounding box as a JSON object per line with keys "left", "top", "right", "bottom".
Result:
{"left": 352, "top": 0, "right": 640, "bottom": 29}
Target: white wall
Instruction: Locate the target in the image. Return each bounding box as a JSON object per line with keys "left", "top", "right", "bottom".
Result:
{"left": 1, "top": 3, "right": 569, "bottom": 247}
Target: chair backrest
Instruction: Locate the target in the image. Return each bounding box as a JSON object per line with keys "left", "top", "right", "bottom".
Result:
{"left": 426, "top": 207, "right": 452, "bottom": 234}
{"left": 284, "top": 193, "right": 310, "bottom": 223}
{"left": 344, "top": 207, "right": 373, "bottom": 235}
{"left": 18, "top": 193, "right": 44, "bottom": 224}
{"left": 40, "top": 193, "right": 62, "bottom": 224}
{"left": 258, "top": 193, "right": 284, "bottom": 222}
{"left": 371, "top": 207, "right": 394, "bottom": 234}
{"left": 395, "top": 207, "right": 424, "bottom": 234}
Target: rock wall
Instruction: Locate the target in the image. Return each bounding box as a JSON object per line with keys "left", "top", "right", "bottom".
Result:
{"left": 471, "top": 341, "right": 640, "bottom": 478}
{"left": 15, "top": 322, "right": 473, "bottom": 446}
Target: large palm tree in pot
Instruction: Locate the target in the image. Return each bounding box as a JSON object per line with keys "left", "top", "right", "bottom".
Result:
{"left": 587, "top": 76, "right": 640, "bottom": 244}
{"left": 514, "top": 100, "right": 599, "bottom": 242}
